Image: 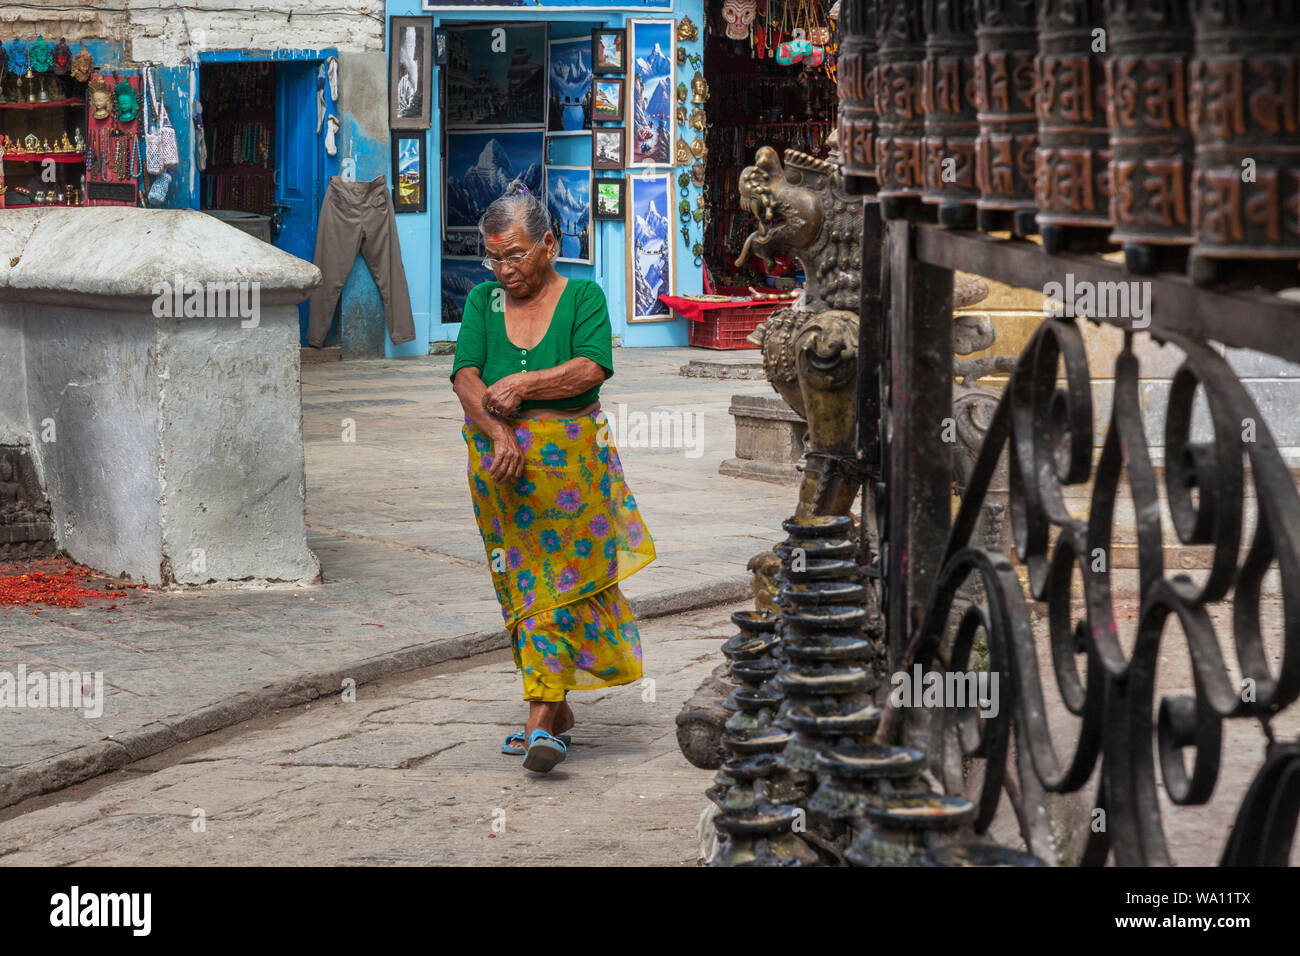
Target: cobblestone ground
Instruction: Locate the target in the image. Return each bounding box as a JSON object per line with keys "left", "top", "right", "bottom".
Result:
{"left": 0, "top": 603, "right": 737, "bottom": 866}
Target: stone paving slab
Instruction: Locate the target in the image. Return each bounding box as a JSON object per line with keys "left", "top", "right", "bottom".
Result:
{"left": 0, "top": 348, "right": 796, "bottom": 807}
{"left": 0, "top": 602, "right": 742, "bottom": 866}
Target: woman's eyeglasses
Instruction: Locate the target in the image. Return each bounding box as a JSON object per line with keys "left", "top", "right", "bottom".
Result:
{"left": 482, "top": 240, "right": 542, "bottom": 273}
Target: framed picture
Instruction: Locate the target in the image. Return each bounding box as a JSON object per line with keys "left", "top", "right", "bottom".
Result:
{"left": 545, "top": 165, "right": 593, "bottom": 265}
{"left": 593, "top": 126, "right": 625, "bottom": 170}
{"left": 592, "top": 28, "right": 626, "bottom": 74}
{"left": 444, "top": 24, "right": 547, "bottom": 128}
{"left": 627, "top": 20, "right": 675, "bottom": 168}
{"left": 434, "top": 28, "right": 448, "bottom": 66}
{"left": 443, "top": 232, "right": 484, "bottom": 257}
{"left": 441, "top": 257, "right": 487, "bottom": 325}
{"left": 392, "top": 133, "right": 427, "bottom": 213}
{"left": 424, "top": 0, "right": 669, "bottom": 10}
{"left": 390, "top": 16, "right": 434, "bottom": 130}
{"left": 444, "top": 128, "right": 545, "bottom": 233}
{"left": 593, "top": 77, "right": 624, "bottom": 122}
{"left": 627, "top": 172, "right": 674, "bottom": 322}
{"left": 547, "top": 36, "right": 594, "bottom": 135}
{"left": 594, "top": 177, "right": 625, "bottom": 220}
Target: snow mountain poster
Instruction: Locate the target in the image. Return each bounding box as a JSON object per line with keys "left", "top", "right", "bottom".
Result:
{"left": 628, "top": 171, "right": 674, "bottom": 321}
{"left": 441, "top": 257, "right": 484, "bottom": 325}
{"left": 545, "top": 165, "right": 593, "bottom": 264}
{"left": 628, "top": 20, "right": 674, "bottom": 167}
{"left": 444, "top": 130, "right": 545, "bottom": 232}
{"left": 547, "top": 36, "right": 593, "bottom": 135}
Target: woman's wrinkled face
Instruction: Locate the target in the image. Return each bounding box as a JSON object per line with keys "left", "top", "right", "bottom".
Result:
{"left": 484, "top": 221, "right": 556, "bottom": 299}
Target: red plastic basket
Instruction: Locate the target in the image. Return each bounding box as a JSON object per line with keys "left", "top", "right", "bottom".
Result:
{"left": 687, "top": 302, "right": 783, "bottom": 350}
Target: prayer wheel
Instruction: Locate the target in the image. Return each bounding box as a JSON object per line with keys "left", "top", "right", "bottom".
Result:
{"left": 1188, "top": 0, "right": 1300, "bottom": 286}
{"left": 1105, "top": 0, "right": 1194, "bottom": 274}
{"left": 838, "top": 0, "right": 879, "bottom": 194}
{"left": 922, "top": 0, "right": 980, "bottom": 226}
{"left": 1034, "top": 0, "right": 1112, "bottom": 252}
{"left": 875, "top": 0, "right": 928, "bottom": 216}
{"left": 972, "top": 0, "right": 1039, "bottom": 234}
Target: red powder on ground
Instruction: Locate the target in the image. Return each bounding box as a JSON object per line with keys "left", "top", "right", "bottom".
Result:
{"left": 0, "top": 559, "right": 144, "bottom": 609}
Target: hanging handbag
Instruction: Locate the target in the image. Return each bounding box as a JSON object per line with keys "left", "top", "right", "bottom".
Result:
{"left": 147, "top": 169, "right": 172, "bottom": 206}
{"left": 143, "top": 67, "right": 180, "bottom": 172}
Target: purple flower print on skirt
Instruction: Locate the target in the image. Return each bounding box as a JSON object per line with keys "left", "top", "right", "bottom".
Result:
{"left": 558, "top": 565, "right": 580, "bottom": 592}
{"left": 545, "top": 657, "right": 564, "bottom": 673}
{"left": 608, "top": 449, "right": 624, "bottom": 477}
{"left": 515, "top": 428, "right": 533, "bottom": 452}
{"left": 565, "top": 420, "right": 583, "bottom": 440}
{"left": 628, "top": 520, "right": 643, "bottom": 547}
{"left": 557, "top": 485, "right": 582, "bottom": 514}
{"left": 589, "top": 513, "right": 611, "bottom": 538}
{"left": 507, "top": 546, "right": 523, "bottom": 570}
{"left": 576, "top": 648, "right": 597, "bottom": 669}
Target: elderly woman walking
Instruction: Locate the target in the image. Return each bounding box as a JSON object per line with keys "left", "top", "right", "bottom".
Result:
{"left": 450, "top": 181, "right": 656, "bottom": 773}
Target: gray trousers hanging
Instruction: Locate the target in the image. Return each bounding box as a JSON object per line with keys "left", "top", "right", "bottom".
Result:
{"left": 307, "top": 175, "right": 416, "bottom": 348}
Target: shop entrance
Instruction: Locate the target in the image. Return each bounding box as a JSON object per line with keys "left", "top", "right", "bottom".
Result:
{"left": 198, "top": 58, "right": 325, "bottom": 343}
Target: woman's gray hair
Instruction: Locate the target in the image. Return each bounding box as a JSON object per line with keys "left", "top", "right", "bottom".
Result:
{"left": 479, "top": 179, "right": 550, "bottom": 243}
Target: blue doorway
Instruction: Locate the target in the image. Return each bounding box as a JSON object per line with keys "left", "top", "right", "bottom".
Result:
{"left": 197, "top": 53, "right": 331, "bottom": 346}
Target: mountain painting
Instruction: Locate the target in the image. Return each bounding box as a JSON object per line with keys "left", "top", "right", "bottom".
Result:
{"left": 545, "top": 165, "right": 593, "bottom": 265}
{"left": 628, "top": 172, "right": 673, "bottom": 321}
{"left": 629, "top": 20, "right": 673, "bottom": 167}
{"left": 444, "top": 130, "right": 545, "bottom": 232}
{"left": 547, "top": 37, "right": 593, "bottom": 135}
{"left": 441, "top": 257, "right": 486, "bottom": 325}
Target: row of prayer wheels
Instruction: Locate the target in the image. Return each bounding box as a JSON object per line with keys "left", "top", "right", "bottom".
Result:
{"left": 837, "top": 0, "right": 1300, "bottom": 282}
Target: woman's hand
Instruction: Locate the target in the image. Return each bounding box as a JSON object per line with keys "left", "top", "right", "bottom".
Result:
{"left": 484, "top": 373, "right": 530, "bottom": 418}
{"left": 487, "top": 423, "right": 525, "bottom": 483}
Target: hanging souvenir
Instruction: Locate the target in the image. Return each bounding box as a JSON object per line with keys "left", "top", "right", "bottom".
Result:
{"left": 52, "top": 38, "right": 71, "bottom": 76}
{"left": 690, "top": 73, "right": 710, "bottom": 104}
{"left": 678, "top": 171, "right": 690, "bottom": 190}
{"left": 676, "top": 82, "right": 688, "bottom": 105}
{"left": 114, "top": 78, "right": 139, "bottom": 123}
{"left": 6, "top": 39, "right": 28, "bottom": 77}
{"left": 722, "top": 0, "right": 757, "bottom": 41}
{"left": 30, "top": 36, "right": 52, "bottom": 74}
{"left": 676, "top": 16, "right": 698, "bottom": 44}
{"left": 690, "top": 137, "right": 707, "bottom": 160}
{"left": 691, "top": 159, "right": 705, "bottom": 187}
{"left": 87, "top": 75, "right": 114, "bottom": 120}
{"left": 674, "top": 139, "right": 692, "bottom": 166}
{"left": 676, "top": 105, "right": 687, "bottom": 127}
{"left": 676, "top": 46, "right": 686, "bottom": 66}
{"left": 689, "top": 107, "right": 707, "bottom": 131}
{"left": 70, "top": 43, "right": 94, "bottom": 83}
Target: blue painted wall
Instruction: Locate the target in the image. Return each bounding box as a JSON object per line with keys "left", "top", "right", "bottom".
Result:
{"left": 387, "top": 2, "right": 704, "bottom": 351}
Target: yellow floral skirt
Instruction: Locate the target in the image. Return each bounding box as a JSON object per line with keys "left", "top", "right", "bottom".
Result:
{"left": 463, "top": 408, "right": 656, "bottom": 702}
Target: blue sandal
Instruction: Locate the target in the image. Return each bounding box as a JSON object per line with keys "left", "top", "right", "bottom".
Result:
{"left": 521, "top": 729, "right": 568, "bottom": 773}
{"left": 502, "top": 730, "right": 571, "bottom": 756}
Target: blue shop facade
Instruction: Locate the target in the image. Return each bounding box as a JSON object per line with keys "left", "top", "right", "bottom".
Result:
{"left": 386, "top": 0, "right": 708, "bottom": 356}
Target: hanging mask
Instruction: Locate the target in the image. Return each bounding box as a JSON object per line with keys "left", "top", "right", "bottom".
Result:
{"left": 676, "top": 105, "right": 687, "bottom": 126}
{"left": 721, "top": 0, "right": 757, "bottom": 40}
{"left": 691, "top": 159, "right": 706, "bottom": 187}
{"left": 87, "top": 75, "right": 114, "bottom": 120}
{"left": 674, "top": 139, "right": 692, "bottom": 166}
{"left": 114, "top": 78, "right": 139, "bottom": 122}
{"left": 52, "top": 38, "right": 72, "bottom": 76}
{"left": 677, "top": 16, "right": 698, "bottom": 44}
{"left": 71, "top": 43, "right": 94, "bottom": 83}
{"left": 690, "top": 72, "right": 710, "bottom": 104}
{"left": 30, "top": 36, "right": 53, "bottom": 74}
{"left": 6, "top": 39, "right": 28, "bottom": 77}
{"left": 676, "top": 82, "right": 688, "bottom": 105}
{"left": 676, "top": 47, "right": 685, "bottom": 66}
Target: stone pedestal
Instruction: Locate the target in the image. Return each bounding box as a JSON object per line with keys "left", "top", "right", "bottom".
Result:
{"left": 0, "top": 208, "right": 322, "bottom": 587}
{"left": 719, "top": 394, "right": 807, "bottom": 484}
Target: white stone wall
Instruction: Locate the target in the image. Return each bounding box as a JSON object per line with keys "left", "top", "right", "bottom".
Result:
{"left": 0, "top": 1, "right": 384, "bottom": 64}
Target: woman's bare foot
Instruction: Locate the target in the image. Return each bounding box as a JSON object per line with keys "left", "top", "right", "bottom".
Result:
{"left": 524, "top": 700, "right": 574, "bottom": 741}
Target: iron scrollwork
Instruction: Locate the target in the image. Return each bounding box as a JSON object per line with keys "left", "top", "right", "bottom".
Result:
{"left": 892, "top": 313, "right": 1300, "bottom": 866}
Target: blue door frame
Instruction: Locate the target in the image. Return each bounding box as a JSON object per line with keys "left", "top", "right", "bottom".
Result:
{"left": 196, "top": 49, "right": 340, "bottom": 345}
